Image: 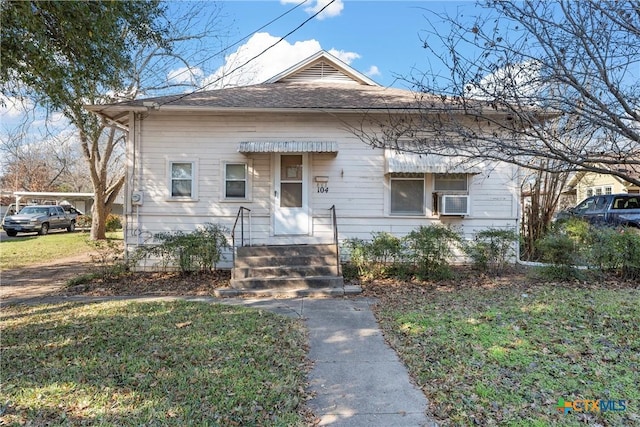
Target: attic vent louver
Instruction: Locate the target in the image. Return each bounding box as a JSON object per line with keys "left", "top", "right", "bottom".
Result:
{"left": 282, "top": 61, "right": 358, "bottom": 84}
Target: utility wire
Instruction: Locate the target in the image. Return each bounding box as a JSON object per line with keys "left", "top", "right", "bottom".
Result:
{"left": 162, "top": 0, "right": 310, "bottom": 86}
{"left": 159, "top": 0, "right": 336, "bottom": 107}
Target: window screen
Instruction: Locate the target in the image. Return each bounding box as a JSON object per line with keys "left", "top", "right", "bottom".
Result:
{"left": 390, "top": 176, "right": 424, "bottom": 215}
{"left": 171, "top": 162, "right": 193, "bottom": 197}
{"left": 434, "top": 174, "right": 468, "bottom": 192}
{"left": 225, "top": 163, "right": 247, "bottom": 198}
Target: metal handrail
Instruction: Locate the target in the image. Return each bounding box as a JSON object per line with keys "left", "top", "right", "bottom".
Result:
{"left": 231, "top": 206, "right": 251, "bottom": 279}
{"left": 329, "top": 205, "right": 340, "bottom": 276}
{"left": 231, "top": 206, "right": 251, "bottom": 248}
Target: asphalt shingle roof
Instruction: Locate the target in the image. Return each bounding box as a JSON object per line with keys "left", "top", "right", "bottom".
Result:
{"left": 105, "top": 82, "right": 437, "bottom": 111}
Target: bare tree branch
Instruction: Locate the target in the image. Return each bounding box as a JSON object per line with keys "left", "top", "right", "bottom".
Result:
{"left": 361, "top": 0, "right": 639, "bottom": 188}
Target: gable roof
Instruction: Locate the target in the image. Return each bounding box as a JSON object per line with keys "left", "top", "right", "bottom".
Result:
{"left": 264, "top": 50, "right": 379, "bottom": 86}
{"left": 85, "top": 50, "right": 526, "bottom": 127}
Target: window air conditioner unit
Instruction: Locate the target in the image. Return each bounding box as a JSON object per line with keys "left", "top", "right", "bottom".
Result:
{"left": 439, "top": 195, "right": 469, "bottom": 215}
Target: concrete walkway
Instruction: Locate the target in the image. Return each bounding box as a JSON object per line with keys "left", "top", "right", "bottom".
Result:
{"left": 2, "top": 295, "right": 437, "bottom": 426}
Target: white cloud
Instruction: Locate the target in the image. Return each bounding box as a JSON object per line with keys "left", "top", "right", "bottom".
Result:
{"left": 281, "top": 0, "right": 344, "bottom": 20}
{"left": 327, "top": 49, "right": 360, "bottom": 64}
{"left": 0, "top": 95, "right": 34, "bottom": 117}
{"left": 364, "top": 65, "right": 381, "bottom": 78}
{"left": 466, "top": 61, "right": 543, "bottom": 102}
{"left": 32, "top": 111, "right": 68, "bottom": 131}
{"left": 168, "top": 66, "right": 204, "bottom": 85}
{"left": 201, "top": 32, "right": 360, "bottom": 89}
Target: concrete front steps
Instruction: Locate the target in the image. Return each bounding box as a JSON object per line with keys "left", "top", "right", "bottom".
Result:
{"left": 227, "top": 244, "right": 359, "bottom": 296}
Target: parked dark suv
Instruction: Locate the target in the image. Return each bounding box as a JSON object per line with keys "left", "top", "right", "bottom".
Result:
{"left": 557, "top": 194, "right": 640, "bottom": 228}
{"left": 2, "top": 205, "right": 74, "bottom": 236}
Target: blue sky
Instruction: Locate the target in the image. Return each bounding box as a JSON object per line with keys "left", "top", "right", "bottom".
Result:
{"left": 1, "top": 0, "right": 481, "bottom": 127}
{"left": 192, "top": 0, "right": 481, "bottom": 89}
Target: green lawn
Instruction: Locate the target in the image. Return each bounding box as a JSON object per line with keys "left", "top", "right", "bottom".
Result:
{"left": 0, "top": 301, "right": 310, "bottom": 426}
{"left": 374, "top": 282, "right": 640, "bottom": 426}
{"left": 0, "top": 231, "right": 122, "bottom": 270}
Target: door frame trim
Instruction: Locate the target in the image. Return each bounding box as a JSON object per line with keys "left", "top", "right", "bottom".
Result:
{"left": 272, "top": 153, "right": 311, "bottom": 236}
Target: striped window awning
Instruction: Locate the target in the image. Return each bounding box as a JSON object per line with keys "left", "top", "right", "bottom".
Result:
{"left": 238, "top": 141, "right": 338, "bottom": 153}
{"left": 385, "top": 150, "right": 483, "bottom": 174}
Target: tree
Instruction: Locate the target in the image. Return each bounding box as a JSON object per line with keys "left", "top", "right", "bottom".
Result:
{"left": 1, "top": 0, "right": 166, "bottom": 238}
{"left": 0, "top": 121, "right": 89, "bottom": 193}
{"left": 520, "top": 165, "right": 569, "bottom": 260}
{"left": 1, "top": 1, "right": 225, "bottom": 239}
{"left": 357, "top": 0, "right": 640, "bottom": 186}
{"left": 1, "top": 1, "right": 167, "bottom": 111}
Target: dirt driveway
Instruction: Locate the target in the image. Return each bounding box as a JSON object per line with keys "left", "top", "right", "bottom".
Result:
{"left": 0, "top": 253, "right": 94, "bottom": 303}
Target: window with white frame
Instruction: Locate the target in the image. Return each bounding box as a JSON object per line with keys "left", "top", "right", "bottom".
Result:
{"left": 390, "top": 174, "right": 424, "bottom": 215}
{"left": 169, "top": 161, "right": 195, "bottom": 198}
{"left": 434, "top": 173, "right": 468, "bottom": 192}
{"left": 586, "top": 185, "right": 613, "bottom": 198}
{"left": 224, "top": 163, "right": 248, "bottom": 199}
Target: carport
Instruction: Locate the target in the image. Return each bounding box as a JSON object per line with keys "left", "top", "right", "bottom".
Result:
{"left": 11, "top": 192, "right": 94, "bottom": 215}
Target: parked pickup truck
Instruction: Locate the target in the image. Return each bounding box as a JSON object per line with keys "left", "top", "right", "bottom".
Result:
{"left": 2, "top": 205, "right": 75, "bottom": 236}
{"left": 558, "top": 194, "right": 640, "bottom": 228}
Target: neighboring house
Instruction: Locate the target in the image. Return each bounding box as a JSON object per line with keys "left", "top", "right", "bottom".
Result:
{"left": 567, "top": 165, "right": 640, "bottom": 204}
{"left": 87, "top": 51, "right": 521, "bottom": 269}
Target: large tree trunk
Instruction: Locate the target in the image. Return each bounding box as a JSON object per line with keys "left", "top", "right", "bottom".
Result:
{"left": 89, "top": 175, "right": 124, "bottom": 240}
{"left": 80, "top": 123, "right": 126, "bottom": 240}
{"left": 91, "top": 195, "right": 108, "bottom": 240}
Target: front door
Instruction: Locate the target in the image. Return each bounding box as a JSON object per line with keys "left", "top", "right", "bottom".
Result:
{"left": 274, "top": 154, "right": 309, "bottom": 235}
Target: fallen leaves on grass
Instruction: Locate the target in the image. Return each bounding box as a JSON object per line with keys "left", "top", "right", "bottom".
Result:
{"left": 368, "top": 269, "right": 640, "bottom": 427}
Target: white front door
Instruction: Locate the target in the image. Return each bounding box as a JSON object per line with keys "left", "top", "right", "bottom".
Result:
{"left": 274, "top": 153, "right": 309, "bottom": 235}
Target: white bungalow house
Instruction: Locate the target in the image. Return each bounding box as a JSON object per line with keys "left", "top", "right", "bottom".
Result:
{"left": 87, "top": 51, "right": 521, "bottom": 285}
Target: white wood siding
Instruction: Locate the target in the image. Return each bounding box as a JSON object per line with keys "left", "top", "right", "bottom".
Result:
{"left": 125, "top": 111, "right": 520, "bottom": 267}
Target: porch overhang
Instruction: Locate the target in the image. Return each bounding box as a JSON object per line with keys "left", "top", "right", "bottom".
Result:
{"left": 238, "top": 141, "right": 338, "bottom": 154}
{"left": 385, "top": 150, "right": 483, "bottom": 174}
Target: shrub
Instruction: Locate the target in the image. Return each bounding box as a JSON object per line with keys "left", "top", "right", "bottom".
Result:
{"left": 618, "top": 229, "right": 640, "bottom": 280}
{"left": 138, "top": 223, "right": 230, "bottom": 274}
{"left": 76, "top": 214, "right": 92, "bottom": 229}
{"left": 342, "top": 233, "right": 406, "bottom": 279}
{"left": 342, "top": 238, "right": 370, "bottom": 278}
{"left": 369, "top": 232, "right": 404, "bottom": 264}
{"left": 344, "top": 226, "right": 462, "bottom": 281}
{"left": 586, "top": 226, "right": 640, "bottom": 280}
{"left": 553, "top": 216, "right": 591, "bottom": 245}
{"left": 536, "top": 233, "right": 577, "bottom": 266}
{"left": 530, "top": 265, "right": 587, "bottom": 282}
{"left": 404, "top": 225, "right": 461, "bottom": 280}
{"left": 464, "top": 228, "right": 518, "bottom": 273}
{"left": 535, "top": 218, "right": 640, "bottom": 280}
{"left": 534, "top": 230, "right": 582, "bottom": 282}
{"left": 77, "top": 237, "right": 128, "bottom": 283}
{"left": 105, "top": 214, "right": 122, "bottom": 232}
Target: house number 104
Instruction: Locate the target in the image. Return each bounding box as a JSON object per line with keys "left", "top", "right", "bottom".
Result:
{"left": 317, "top": 183, "right": 329, "bottom": 193}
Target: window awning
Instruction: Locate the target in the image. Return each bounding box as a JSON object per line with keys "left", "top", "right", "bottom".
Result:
{"left": 238, "top": 141, "right": 338, "bottom": 153}
{"left": 385, "top": 150, "right": 483, "bottom": 174}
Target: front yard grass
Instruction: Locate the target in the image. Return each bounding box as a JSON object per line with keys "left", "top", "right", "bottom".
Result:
{"left": 0, "top": 300, "right": 310, "bottom": 426}
{"left": 373, "top": 281, "right": 640, "bottom": 426}
{"left": 0, "top": 231, "right": 122, "bottom": 270}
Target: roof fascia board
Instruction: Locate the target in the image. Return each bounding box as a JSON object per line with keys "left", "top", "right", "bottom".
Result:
{"left": 138, "top": 105, "right": 431, "bottom": 115}
{"left": 85, "top": 104, "right": 524, "bottom": 118}
{"left": 85, "top": 105, "right": 148, "bottom": 114}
